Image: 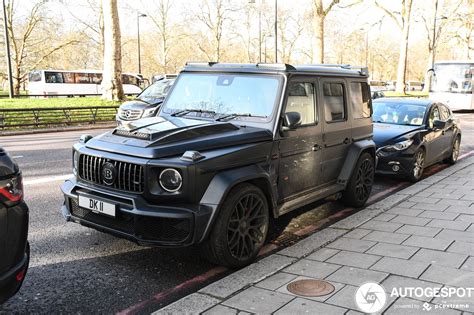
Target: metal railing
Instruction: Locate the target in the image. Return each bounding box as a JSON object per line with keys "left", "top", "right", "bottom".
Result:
{"left": 0, "top": 106, "right": 119, "bottom": 130}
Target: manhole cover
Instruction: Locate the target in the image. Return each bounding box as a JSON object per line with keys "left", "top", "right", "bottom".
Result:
{"left": 287, "top": 279, "right": 335, "bottom": 297}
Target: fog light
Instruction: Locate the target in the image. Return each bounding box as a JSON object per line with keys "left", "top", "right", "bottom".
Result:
{"left": 392, "top": 165, "right": 400, "bottom": 172}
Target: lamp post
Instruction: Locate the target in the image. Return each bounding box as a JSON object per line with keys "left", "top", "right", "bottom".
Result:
{"left": 2, "top": 0, "right": 14, "bottom": 98}
{"left": 274, "top": 0, "right": 278, "bottom": 63}
{"left": 249, "top": 0, "right": 262, "bottom": 62}
{"left": 137, "top": 12, "right": 147, "bottom": 75}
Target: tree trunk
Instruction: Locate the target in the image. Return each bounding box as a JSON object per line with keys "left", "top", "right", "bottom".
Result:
{"left": 312, "top": 0, "right": 324, "bottom": 63}
{"left": 423, "top": 48, "right": 435, "bottom": 93}
{"left": 395, "top": 0, "right": 413, "bottom": 94}
{"left": 101, "top": 0, "right": 123, "bottom": 101}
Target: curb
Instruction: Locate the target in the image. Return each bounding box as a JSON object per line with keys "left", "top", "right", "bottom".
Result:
{"left": 153, "top": 155, "right": 474, "bottom": 315}
{"left": 0, "top": 122, "right": 116, "bottom": 136}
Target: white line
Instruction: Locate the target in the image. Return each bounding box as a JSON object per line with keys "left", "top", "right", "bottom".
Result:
{"left": 23, "top": 174, "right": 73, "bottom": 185}
{"left": 12, "top": 155, "right": 24, "bottom": 158}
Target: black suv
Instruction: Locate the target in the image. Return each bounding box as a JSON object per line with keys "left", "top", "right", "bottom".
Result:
{"left": 60, "top": 63, "right": 375, "bottom": 267}
{"left": 0, "top": 148, "right": 29, "bottom": 304}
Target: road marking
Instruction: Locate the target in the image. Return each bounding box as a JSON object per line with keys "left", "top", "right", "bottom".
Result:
{"left": 12, "top": 155, "right": 24, "bottom": 159}
{"left": 23, "top": 174, "right": 72, "bottom": 185}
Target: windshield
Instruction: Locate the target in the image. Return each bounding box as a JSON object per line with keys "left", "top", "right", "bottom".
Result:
{"left": 372, "top": 102, "right": 427, "bottom": 126}
{"left": 161, "top": 73, "right": 282, "bottom": 120}
{"left": 139, "top": 79, "right": 174, "bottom": 99}
{"left": 431, "top": 63, "right": 473, "bottom": 94}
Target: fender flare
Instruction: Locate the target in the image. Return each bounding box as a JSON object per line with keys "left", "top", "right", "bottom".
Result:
{"left": 198, "top": 164, "right": 276, "bottom": 242}
{"left": 337, "top": 139, "right": 376, "bottom": 187}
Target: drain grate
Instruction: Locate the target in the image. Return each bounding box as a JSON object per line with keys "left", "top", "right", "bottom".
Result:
{"left": 287, "top": 279, "right": 335, "bottom": 297}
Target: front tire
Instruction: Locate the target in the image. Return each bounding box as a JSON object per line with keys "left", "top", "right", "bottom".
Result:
{"left": 341, "top": 152, "right": 374, "bottom": 208}
{"left": 202, "top": 183, "right": 269, "bottom": 268}
{"left": 409, "top": 148, "right": 425, "bottom": 182}
{"left": 445, "top": 135, "right": 460, "bottom": 165}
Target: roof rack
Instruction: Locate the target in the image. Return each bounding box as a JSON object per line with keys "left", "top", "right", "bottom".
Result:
{"left": 185, "top": 62, "right": 296, "bottom": 71}
{"left": 299, "top": 64, "right": 369, "bottom": 76}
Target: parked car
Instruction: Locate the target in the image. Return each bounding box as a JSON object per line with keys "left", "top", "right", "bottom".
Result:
{"left": 0, "top": 148, "right": 29, "bottom": 304}
{"left": 372, "top": 91, "right": 385, "bottom": 99}
{"left": 60, "top": 62, "right": 376, "bottom": 268}
{"left": 373, "top": 98, "right": 461, "bottom": 182}
{"left": 116, "top": 76, "right": 175, "bottom": 124}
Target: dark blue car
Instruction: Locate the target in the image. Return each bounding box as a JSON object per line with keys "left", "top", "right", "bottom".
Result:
{"left": 373, "top": 98, "right": 461, "bottom": 182}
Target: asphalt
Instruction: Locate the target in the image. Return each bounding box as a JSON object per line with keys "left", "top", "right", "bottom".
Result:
{"left": 0, "top": 113, "right": 472, "bottom": 314}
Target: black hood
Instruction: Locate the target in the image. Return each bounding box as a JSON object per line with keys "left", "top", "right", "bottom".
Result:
{"left": 119, "top": 98, "right": 163, "bottom": 111}
{"left": 373, "top": 123, "right": 424, "bottom": 147}
{"left": 86, "top": 116, "right": 273, "bottom": 159}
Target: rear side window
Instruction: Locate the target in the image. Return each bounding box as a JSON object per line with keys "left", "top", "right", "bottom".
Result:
{"left": 350, "top": 82, "right": 371, "bottom": 119}
{"left": 323, "top": 83, "right": 345, "bottom": 122}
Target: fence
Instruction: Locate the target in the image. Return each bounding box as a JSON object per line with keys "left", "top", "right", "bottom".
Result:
{"left": 0, "top": 106, "right": 119, "bottom": 130}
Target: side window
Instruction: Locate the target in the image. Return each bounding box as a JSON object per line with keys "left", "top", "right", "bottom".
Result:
{"left": 429, "top": 106, "right": 441, "bottom": 128}
{"left": 284, "top": 82, "right": 315, "bottom": 125}
{"left": 439, "top": 104, "right": 450, "bottom": 120}
{"left": 323, "top": 82, "right": 345, "bottom": 122}
{"left": 45, "top": 72, "right": 64, "bottom": 84}
{"left": 75, "top": 73, "right": 91, "bottom": 84}
{"left": 350, "top": 82, "right": 371, "bottom": 119}
{"left": 28, "top": 71, "right": 42, "bottom": 82}
{"left": 63, "top": 72, "right": 75, "bottom": 83}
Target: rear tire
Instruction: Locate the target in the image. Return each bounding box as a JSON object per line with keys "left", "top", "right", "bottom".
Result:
{"left": 408, "top": 148, "right": 425, "bottom": 182}
{"left": 445, "top": 135, "right": 460, "bottom": 165}
{"left": 341, "top": 152, "right": 374, "bottom": 208}
{"left": 202, "top": 183, "right": 269, "bottom": 268}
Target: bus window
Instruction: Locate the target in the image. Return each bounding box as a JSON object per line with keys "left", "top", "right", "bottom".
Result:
{"left": 90, "top": 73, "right": 102, "bottom": 84}
{"left": 45, "top": 72, "right": 64, "bottom": 83}
{"left": 63, "top": 72, "right": 75, "bottom": 83}
{"left": 29, "top": 71, "right": 42, "bottom": 82}
{"left": 122, "top": 74, "right": 139, "bottom": 86}
{"left": 75, "top": 73, "right": 91, "bottom": 84}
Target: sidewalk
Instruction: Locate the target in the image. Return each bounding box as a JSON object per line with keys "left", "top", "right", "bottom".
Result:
{"left": 155, "top": 156, "right": 474, "bottom": 315}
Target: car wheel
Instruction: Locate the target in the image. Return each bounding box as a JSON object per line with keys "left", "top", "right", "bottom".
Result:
{"left": 341, "top": 152, "right": 374, "bottom": 208}
{"left": 202, "top": 183, "right": 269, "bottom": 268}
{"left": 409, "top": 149, "right": 425, "bottom": 182}
{"left": 445, "top": 135, "right": 461, "bottom": 165}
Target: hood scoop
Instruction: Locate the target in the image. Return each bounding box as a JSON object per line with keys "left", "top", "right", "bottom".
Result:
{"left": 113, "top": 129, "right": 152, "bottom": 141}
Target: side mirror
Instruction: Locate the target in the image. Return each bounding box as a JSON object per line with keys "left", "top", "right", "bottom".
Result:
{"left": 427, "top": 68, "right": 436, "bottom": 77}
{"left": 282, "top": 112, "right": 302, "bottom": 131}
{"left": 80, "top": 134, "right": 93, "bottom": 143}
{"left": 432, "top": 119, "right": 446, "bottom": 130}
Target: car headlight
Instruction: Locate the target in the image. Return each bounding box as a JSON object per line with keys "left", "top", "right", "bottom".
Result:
{"left": 143, "top": 108, "right": 157, "bottom": 118}
{"left": 383, "top": 139, "right": 414, "bottom": 152}
{"left": 159, "top": 168, "right": 182, "bottom": 192}
{"left": 72, "top": 151, "right": 78, "bottom": 175}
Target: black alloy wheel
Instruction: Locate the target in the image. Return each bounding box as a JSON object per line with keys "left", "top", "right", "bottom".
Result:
{"left": 341, "top": 152, "right": 375, "bottom": 207}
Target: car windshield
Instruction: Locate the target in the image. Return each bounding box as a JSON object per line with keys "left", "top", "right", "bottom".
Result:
{"left": 161, "top": 73, "right": 282, "bottom": 120}
{"left": 138, "top": 79, "right": 174, "bottom": 99}
{"left": 372, "top": 102, "right": 427, "bottom": 126}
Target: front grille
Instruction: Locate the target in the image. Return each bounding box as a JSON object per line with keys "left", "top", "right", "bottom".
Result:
{"left": 118, "top": 109, "right": 142, "bottom": 120}
{"left": 78, "top": 154, "right": 144, "bottom": 193}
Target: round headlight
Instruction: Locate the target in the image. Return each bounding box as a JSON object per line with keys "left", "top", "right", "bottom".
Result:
{"left": 159, "top": 168, "right": 182, "bottom": 192}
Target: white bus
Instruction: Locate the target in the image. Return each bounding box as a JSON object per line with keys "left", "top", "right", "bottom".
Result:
{"left": 429, "top": 61, "right": 474, "bottom": 110}
{"left": 27, "top": 70, "right": 143, "bottom": 97}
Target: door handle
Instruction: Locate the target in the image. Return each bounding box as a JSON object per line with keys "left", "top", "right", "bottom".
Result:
{"left": 343, "top": 138, "right": 350, "bottom": 144}
{"left": 312, "top": 144, "right": 321, "bottom": 151}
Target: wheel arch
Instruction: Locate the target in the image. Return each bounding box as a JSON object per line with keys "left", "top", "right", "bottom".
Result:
{"left": 337, "top": 139, "right": 376, "bottom": 188}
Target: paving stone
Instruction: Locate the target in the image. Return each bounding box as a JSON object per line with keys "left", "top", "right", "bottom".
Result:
{"left": 343, "top": 229, "right": 372, "bottom": 239}
{"left": 394, "top": 224, "right": 441, "bottom": 237}
{"left": 359, "top": 220, "right": 403, "bottom": 233}
{"left": 385, "top": 297, "right": 460, "bottom": 315}
{"left": 447, "top": 240, "right": 474, "bottom": 255}
{"left": 326, "top": 237, "right": 377, "bottom": 253}
{"left": 467, "top": 224, "right": 474, "bottom": 232}
{"left": 403, "top": 235, "right": 453, "bottom": 251}
{"left": 390, "top": 215, "right": 431, "bottom": 226}
{"left": 330, "top": 209, "right": 382, "bottom": 230}
{"left": 398, "top": 201, "right": 416, "bottom": 208}
{"left": 420, "top": 265, "right": 474, "bottom": 288}
{"left": 455, "top": 214, "right": 474, "bottom": 223}
{"left": 274, "top": 297, "right": 346, "bottom": 315}
{"left": 255, "top": 272, "right": 298, "bottom": 291}
{"left": 438, "top": 199, "right": 473, "bottom": 207}
{"left": 326, "top": 266, "right": 388, "bottom": 287}
{"left": 410, "top": 203, "right": 448, "bottom": 211}
{"left": 409, "top": 196, "right": 441, "bottom": 204}
{"left": 371, "top": 257, "right": 429, "bottom": 278}
{"left": 276, "top": 276, "right": 345, "bottom": 303}
{"left": 381, "top": 275, "right": 442, "bottom": 302}
{"left": 200, "top": 254, "right": 295, "bottom": 299}
{"left": 284, "top": 259, "right": 341, "bottom": 278}
{"left": 397, "top": 183, "right": 430, "bottom": 196}
{"left": 432, "top": 191, "right": 465, "bottom": 200}
{"left": 445, "top": 206, "right": 474, "bottom": 215}
{"left": 386, "top": 207, "right": 423, "bottom": 217}
{"left": 278, "top": 228, "right": 346, "bottom": 258}
{"left": 362, "top": 231, "right": 410, "bottom": 244}
{"left": 203, "top": 304, "right": 239, "bottom": 315}
{"left": 374, "top": 213, "right": 397, "bottom": 222}
{"left": 306, "top": 248, "right": 340, "bottom": 261}
{"left": 435, "top": 229, "right": 474, "bottom": 244}
{"left": 410, "top": 248, "right": 467, "bottom": 268}
{"left": 427, "top": 219, "right": 471, "bottom": 231}
{"left": 460, "top": 256, "right": 474, "bottom": 272}
{"left": 153, "top": 293, "right": 220, "bottom": 315}
{"left": 326, "top": 250, "right": 381, "bottom": 269}
{"left": 366, "top": 242, "right": 419, "bottom": 259}
{"left": 222, "top": 286, "right": 294, "bottom": 314}
{"left": 418, "top": 211, "right": 459, "bottom": 220}
{"left": 367, "top": 194, "right": 408, "bottom": 211}
{"left": 461, "top": 195, "right": 474, "bottom": 201}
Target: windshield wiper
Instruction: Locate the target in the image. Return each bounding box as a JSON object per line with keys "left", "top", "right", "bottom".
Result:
{"left": 216, "top": 113, "right": 266, "bottom": 121}
{"left": 171, "top": 109, "right": 216, "bottom": 117}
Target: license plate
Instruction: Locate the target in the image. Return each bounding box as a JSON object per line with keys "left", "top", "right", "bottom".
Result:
{"left": 78, "top": 195, "right": 116, "bottom": 217}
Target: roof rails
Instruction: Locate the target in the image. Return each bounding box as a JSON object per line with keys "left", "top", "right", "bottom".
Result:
{"left": 300, "top": 64, "right": 369, "bottom": 76}
{"left": 185, "top": 62, "right": 296, "bottom": 71}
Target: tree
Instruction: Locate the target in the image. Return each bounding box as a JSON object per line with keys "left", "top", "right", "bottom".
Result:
{"left": 147, "top": 0, "right": 174, "bottom": 73}
{"left": 376, "top": 0, "right": 414, "bottom": 94}
{"left": 101, "top": 0, "right": 123, "bottom": 100}
{"left": 451, "top": 0, "right": 474, "bottom": 58}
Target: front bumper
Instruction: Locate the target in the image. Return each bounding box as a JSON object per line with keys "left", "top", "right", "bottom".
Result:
{"left": 60, "top": 178, "right": 213, "bottom": 247}
{"left": 376, "top": 150, "right": 415, "bottom": 176}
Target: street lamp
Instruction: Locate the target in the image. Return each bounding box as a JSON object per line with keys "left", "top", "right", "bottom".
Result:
{"left": 137, "top": 12, "right": 147, "bottom": 75}
{"left": 2, "top": 0, "right": 14, "bottom": 98}
{"left": 274, "top": 0, "right": 278, "bottom": 63}
{"left": 249, "top": 0, "right": 262, "bottom": 63}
